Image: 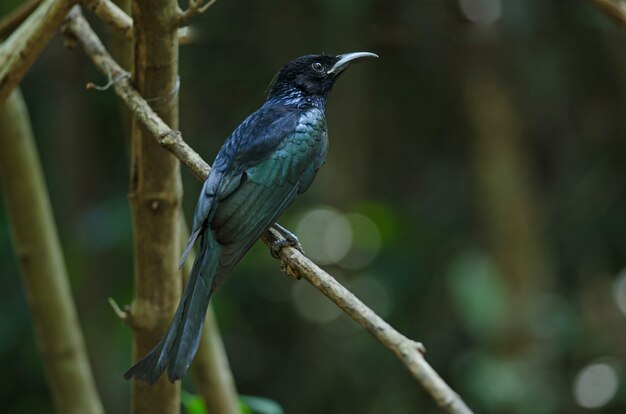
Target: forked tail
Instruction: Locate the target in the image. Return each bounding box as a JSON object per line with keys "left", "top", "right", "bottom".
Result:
{"left": 123, "top": 234, "right": 220, "bottom": 384}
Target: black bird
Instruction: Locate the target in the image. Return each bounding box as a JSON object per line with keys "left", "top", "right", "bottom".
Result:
{"left": 124, "top": 52, "right": 378, "bottom": 384}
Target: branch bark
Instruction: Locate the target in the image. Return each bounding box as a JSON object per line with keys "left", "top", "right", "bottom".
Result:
{"left": 592, "top": 0, "right": 626, "bottom": 27}
{"left": 83, "top": 0, "right": 132, "bottom": 40}
{"left": 82, "top": 0, "right": 192, "bottom": 44}
{"left": 177, "top": 0, "right": 217, "bottom": 27}
{"left": 0, "top": 89, "right": 104, "bottom": 414}
{"left": 63, "top": 9, "right": 474, "bottom": 414}
{"left": 65, "top": 10, "right": 239, "bottom": 412}
{"left": 266, "top": 227, "right": 469, "bottom": 413}
{"left": 125, "top": 0, "right": 183, "bottom": 412}
{"left": 0, "top": 0, "right": 78, "bottom": 103}
{"left": 62, "top": 7, "right": 207, "bottom": 179}
{"left": 0, "top": 0, "right": 42, "bottom": 40}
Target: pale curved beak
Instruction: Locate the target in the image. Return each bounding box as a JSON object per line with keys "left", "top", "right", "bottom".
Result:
{"left": 327, "top": 52, "right": 379, "bottom": 75}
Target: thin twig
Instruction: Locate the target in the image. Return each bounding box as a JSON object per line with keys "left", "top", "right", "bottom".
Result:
{"left": 264, "top": 227, "right": 467, "bottom": 413}
{"left": 63, "top": 7, "right": 209, "bottom": 180}
{"left": 63, "top": 8, "right": 474, "bottom": 413}
{"left": 592, "top": 0, "right": 626, "bottom": 27}
{"left": 177, "top": 26, "right": 193, "bottom": 45}
{"left": 108, "top": 297, "right": 131, "bottom": 322}
{"left": 0, "top": 0, "right": 42, "bottom": 40}
{"left": 84, "top": 63, "right": 130, "bottom": 90}
{"left": 177, "top": 0, "right": 217, "bottom": 27}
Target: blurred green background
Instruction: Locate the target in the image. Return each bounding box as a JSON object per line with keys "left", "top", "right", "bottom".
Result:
{"left": 2, "top": 0, "right": 626, "bottom": 413}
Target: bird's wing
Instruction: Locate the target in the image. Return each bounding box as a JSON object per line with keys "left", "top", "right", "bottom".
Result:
{"left": 179, "top": 170, "right": 226, "bottom": 267}
{"left": 213, "top": 179, "right": 300, "bottom": 276}
{"left": 297, "top": 127, "right": 328, "bottom": 193}
{"left": 180, "top": 105, "right": 303, "bottom": 267}
{"left": 210, "top": 117, "right": 326, "bottom": 287}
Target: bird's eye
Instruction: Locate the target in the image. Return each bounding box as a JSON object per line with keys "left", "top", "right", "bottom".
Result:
{"left": 311, "top": 62, "right": 324, "bottom": 72}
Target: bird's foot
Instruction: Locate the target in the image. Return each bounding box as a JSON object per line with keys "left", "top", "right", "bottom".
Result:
{"left": 270, "top": 223, "right": 304, "bottom": 259}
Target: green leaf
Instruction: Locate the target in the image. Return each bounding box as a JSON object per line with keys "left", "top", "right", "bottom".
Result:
{"left": 239, "top": 395, "right": 284, "bottom": 414}
{"left": 446, "top": 250, "right": 509, "bottom": 341}
{"left": 239, "top": 401, "right": 253, "bottom": 414}
{"left": 181, "top": 390, "right": 207, "bottom": 414}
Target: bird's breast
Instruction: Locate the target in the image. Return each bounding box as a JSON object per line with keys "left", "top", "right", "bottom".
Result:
{"left": 275, "top": 109, "right": 326, "bottom": 159}
{"left": 244, "top": 107, "right": 329, "bottom": 190}
{"left": 295, "top": 108, "right": 327, "bottom": 143}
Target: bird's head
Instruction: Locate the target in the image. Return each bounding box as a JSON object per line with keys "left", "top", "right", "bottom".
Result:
{"left": 267, "top": 52, "right": 378, "bottom": 101}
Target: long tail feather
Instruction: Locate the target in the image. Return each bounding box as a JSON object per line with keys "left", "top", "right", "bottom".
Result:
{"left": 124, "top": 233, "right": 220, "bottom": 384}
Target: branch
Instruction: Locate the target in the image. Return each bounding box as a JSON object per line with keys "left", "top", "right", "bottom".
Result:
{"left": 83, "top": 0, "right": 132, "bottom": 40}
{"left": 125, "top": 0, "right": 183, "bottom": 410}
{"left": 177, "top": 0, "right": 217, "bottom": 27}
{"left": 108, "top": 297, "right": 132, "bottom": 323}
{"left": 592, "top": 0, "right": 626, "bottom": 27}
{"left": 0, "top": 88, "right": 104, "bottom": 414}
{"left": 265, "top": 227, "right": 470, "bottom": 412}
{"left": 0, "top": 0, "right": 42, "bottom": 40}
{"left": 63, "top": 7, "right": 208, "bottom": 180}
{"left": 0, "top": 0, "right": 78, "bottom": 103}
{"left": 81, "top": 0, "right": 192, "bottom": 43}
{"left": 72, "top": 7, "right": 236, "bottom": 407}
{"left": 63, "top": 9, "right": 474, "bottom": 414}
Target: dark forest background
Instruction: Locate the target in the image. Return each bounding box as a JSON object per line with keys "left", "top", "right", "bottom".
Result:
{"left": 1, "top": 0, "right": 626, "bottom": 413}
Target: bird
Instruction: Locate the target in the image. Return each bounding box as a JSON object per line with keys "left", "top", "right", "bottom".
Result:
{"left": 123, "top": 52, "right": 378, "bottom": 385}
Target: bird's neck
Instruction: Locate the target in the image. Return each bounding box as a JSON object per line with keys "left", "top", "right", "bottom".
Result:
{"left": 268, "top": 88, "right": 326, "bottom": 110}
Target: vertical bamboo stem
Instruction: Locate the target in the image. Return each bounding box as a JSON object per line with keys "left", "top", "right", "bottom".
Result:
{"left": 0, "top": 89, "right": 104, "bottom": 414}
{"left": 0, "top": 0, "right": 78, "bottom": 103}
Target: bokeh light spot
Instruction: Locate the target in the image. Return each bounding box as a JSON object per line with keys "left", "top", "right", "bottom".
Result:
{"left": 573, "top": 362, "right": 618, "bottom": 409}
{"left": 339, "top": 213, "right": 382, "bottom": 269}
{"left": 347, "top": 275, "right": 391, "bottom": 317}
{"left": 459, "top": 0, "right": 502, "bottom": 24}
{"left": 296, "top": 207, "right": 352, "bottom": 265}
{"left": 612, "top": 268, "right": 626, "bottom": 315}
{"left": 291, "top": 280, "right": 342, "bottom": 324}
{"left": 446, "top": 250, "right": 508, "bottom": 340}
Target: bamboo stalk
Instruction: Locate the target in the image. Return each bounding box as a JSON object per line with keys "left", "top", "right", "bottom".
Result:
{"left": 0, "top": 89, "right": 104, "bottom": 414}
{"left": 83, "top": 0, "right": 132, "bottom": 40}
